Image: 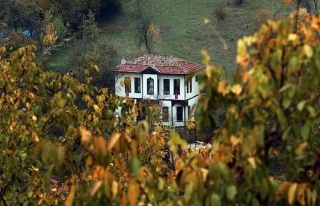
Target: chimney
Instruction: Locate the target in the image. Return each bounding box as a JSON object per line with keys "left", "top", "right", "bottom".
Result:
{"left": 121, "top": 57, "right": 127, "bottom": 65}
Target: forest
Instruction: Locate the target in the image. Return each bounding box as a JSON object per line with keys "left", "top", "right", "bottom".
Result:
{"left": 1, "top": 0, "right": 320, "bottom": 205}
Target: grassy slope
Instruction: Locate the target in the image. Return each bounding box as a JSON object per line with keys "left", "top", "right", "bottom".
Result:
{"left": 48, "top": 0, "right": 295, "bottom": 77}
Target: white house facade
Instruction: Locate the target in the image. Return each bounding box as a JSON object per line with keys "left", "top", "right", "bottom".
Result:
{"left": 115, "top": 54, "right": 204, "bottom": 128}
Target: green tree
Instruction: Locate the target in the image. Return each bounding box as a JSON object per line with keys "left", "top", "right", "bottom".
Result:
{"left": 79, "top": 11, "right": 99, "bottom": 39}
{"left": 0, "top": 45, "right": 134, "bottom": 205}
{"left": 2, "top": 1, "right": 320, "bottom": 206}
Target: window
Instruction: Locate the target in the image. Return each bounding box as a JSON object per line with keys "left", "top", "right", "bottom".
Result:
{"left": 162, "top": 107, "right": 169, "bottom": 122}
{"left": 195, "top": 75, "right": 198, "bottom": 82}
{"left": 147, "top": 77, "right": 154, "bottom": 95}
{"left": 177, "top": 107, "right": 183, "bottom": 122}
{"left": 134, "top": 78, "right": 141, "bottom": 93}
{"left": 124, "top": 77, "right": 131, "bottom": 93}
{"left": 163, "top": 79, "right": 170, "bottom": 94}
{"left": 189, "top": 79, "right": 192, "bottom": 93}
{"left": 174, "top": 79, "right": 180, "bottom": 95}
{"left": 186, "top": 81, "right": 189, "bottom": 93}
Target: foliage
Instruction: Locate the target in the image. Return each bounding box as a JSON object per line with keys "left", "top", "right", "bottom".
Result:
{"left": 42, "top": 12, "right": 58, "bottom": 47}
{"left": 289, "top": 7, "right": 310, "bottom": 24}
{"left": 0, "top": 32, "right": 38, "bottom": 58}
{"left": 2, "top": 1, "right": 320, "bottom": 206}
{"left": 252, "top": 9, "right": 275, "bottom": 31}
{"left": 0, "top": 45, "right": 132, "bottom": 205}
{"left": 234, "top": 0, "right": 245, "bottom": 6}
{"left": 196, "top": 13, "right": 320, "bottom": 205}
{"left": 213, "top": 6, "right": 227, "bottom": 21}
{"left": 137, "top": 18, "right": 160, "bottom": 54}
{"left": 79, "top": 11, "right": 100, "bottom": 39}
{"left": 73, "top": 37, "right": 119, "bottom": 88}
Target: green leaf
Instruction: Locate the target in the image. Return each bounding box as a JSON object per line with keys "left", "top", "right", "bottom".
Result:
{"left": 282, "top": 98, "right": 292, "bottom": 109}
{"left": 252, "top": 197, "right": 260, "bottom": 206}
{"left": 226, "top": 185, "right": 237, "bottom": 200}
{"left": 301, "top": 121, "right": 312, "bottom": 140}
{"left": 307, "top": 106, "right": 317, "bottom": 118}
{"left": 289, "top": 56, "right": 298, "bottom": 71}
{"left": 210, "top": 193, "right": 221, "bottom": 206}
{"left": 297, "top": 101, "right": 305, "bottom": 111}
{"left": 129, "top": 157, "right": 141, "bottom": 178}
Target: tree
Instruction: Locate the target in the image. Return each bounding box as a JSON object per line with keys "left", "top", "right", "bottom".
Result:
{"left": 314, "top": 0, "right": 318, "bottom": 10}
{"left": 137, "top": 18, "right": 159, "bottom": 54}
{"left": 0, "top": 45, "right": 135, "bottom": 205}
{"left": 79, "top": 11, "right": 99, "bottom": 39}
{"left": 74, "top": 37, "right": 119, "bottom": 88}
{"left": 2, "top": 2, "right": 320, "bottom": 206}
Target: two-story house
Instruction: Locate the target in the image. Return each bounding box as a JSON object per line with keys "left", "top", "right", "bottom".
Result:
{"left": 115, "top": 54, "right": 204, "bottom": 127}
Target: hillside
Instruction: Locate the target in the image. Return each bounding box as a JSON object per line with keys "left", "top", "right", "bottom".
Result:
{"left": 48, "top": 0, "right": 295, "bottom": 77}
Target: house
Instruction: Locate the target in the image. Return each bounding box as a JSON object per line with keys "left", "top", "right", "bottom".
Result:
{"left": 115, "top": 54, "right": 204, "bottom": 128}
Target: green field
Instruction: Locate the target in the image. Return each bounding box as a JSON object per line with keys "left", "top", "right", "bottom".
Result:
{"left": 48, "top": 0, "right": 295, "bottom": 77}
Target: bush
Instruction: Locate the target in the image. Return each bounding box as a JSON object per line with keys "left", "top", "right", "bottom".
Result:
{"left": 234, "top": 0, "right": 245, "bottom": 6}
{"left": 252, "top": 9, "right": 274, "bottom": 31}
{"left": 52, "top": 16, "right": 71, "bottom": 40}
{"left": 213, "top": 6, "right": 227, "bottom": 21}
{"left": 0, "top": 32, "right": 37, "bottom": 58}
{"left": 79, "top": 11, "right": 99, "bottom": 39}
{"left": 72, "top": 37, "right": 118, "bottom": 88}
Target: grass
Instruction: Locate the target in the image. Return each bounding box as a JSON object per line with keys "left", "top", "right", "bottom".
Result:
{"left": 48, "top": 0, "right": 296, "bottom": 77}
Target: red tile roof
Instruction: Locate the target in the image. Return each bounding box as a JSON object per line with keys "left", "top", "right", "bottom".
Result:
{"left": 116, "top": 54, "right": 204, "bottom": 74}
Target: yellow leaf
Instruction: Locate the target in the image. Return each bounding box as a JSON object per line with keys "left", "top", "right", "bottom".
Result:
{"left": 26, "top": 102, "right": 31, "bottom": 110}
{"left": 32, "top": 132, "right": 40, "bottom": 142}
{"left": 107, "top": 133, "right": 121, "bottom": 151}
{"left": 32, "top": 115, "right": 37, "bottom": 121}
{"left": 80, "top": 126, "right": 92, "bottom": 143}
{"left": 128, "top": 179, "right": 140, "bottom": 206}
{"left": 90, "top": 181, "right": 102, "bottom": 196}
{"left": 217, "top": 80, "right": 227, "bottom": 95}
{"left": 65, "top": 185, "right": 75, "bottom": 206}
{"left": 288, "top": 33, "right": 297, "bottom": 41}
{"left": 230, "top": 135, "right": 242, "bottom": 146}
{"left": 242, "top": 70, "right": 248, "bottom": 83}
{"left": 248, "top": 157, "right": 256, "bottom": 169}
{"left": 93, "top": 104, "right": 100, "bottom": 112}
{"left": 200, "top": 168, "right": 209, "bottom": 182}
{"left": 112, "top": 181, "right": 118, "bottom": 198}
{"left": 231, "top": 84, "right": 242, "bottom": 96}
{"left": 288, "top": 183, "right": 298, "bottom": 205}
{"left": 295, "top": 142, "right": 308, "bottom": 155}
{"left": 303, "top": 45, "right": 313, "bottom": 58}
{"left": 31, "top": 165, "right": 39, "bottom": 172}
{"left": 283, "top": 0, "right": 293, "bottom": 4}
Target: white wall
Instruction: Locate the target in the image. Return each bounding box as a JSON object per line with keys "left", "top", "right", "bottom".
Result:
{"left": 157, "top": 75, "right": 185, "bottom": 100}
{"left": 115, "top": 73, "right": 143, "bottom": 98}
{"left": 186, "top": 71, "right": 201, "bottom": 100}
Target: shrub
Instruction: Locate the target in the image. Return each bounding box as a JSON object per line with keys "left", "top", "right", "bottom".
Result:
{"left": 52, "top": 16, "right": 71, "bottom": 40}
{"left": 213, "top": 6, "right": 227, "bottom": 21}
{"left": 234, "top": 0, "right": 245, "bottom": 6}
{"left": 252, "top": 9, "right": 274, "bottom": 31}
{"left": 79, "top": 11, "right": 99, "bottom": 39}
{"left": 73, "top": 37, "right": 118, "bottom": 88}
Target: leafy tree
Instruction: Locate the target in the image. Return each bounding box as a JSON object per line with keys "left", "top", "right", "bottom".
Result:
{"left": 79, "top": 11, "right": 99, "bottom": 39}
{"left": 137, "top": 18, "right": 159, "bottom": 54}
{"left": 74, "top": 37, "right": 119, "bottom": 88}
{"left": 0, "top": 45, "right": 133, "bottom": 205}
{"left": 2, "top": 1, "right": 320, "bottom": 206}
